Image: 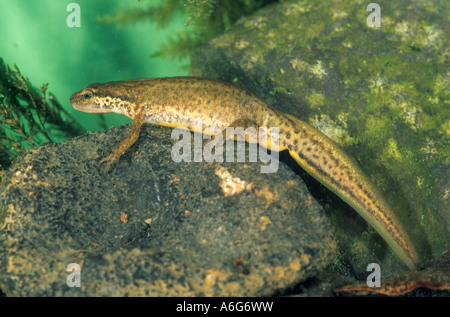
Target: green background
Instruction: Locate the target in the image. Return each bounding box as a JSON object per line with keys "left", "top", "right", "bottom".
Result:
{"left": 0, "top": 0, "right": 187, "bottom": 132}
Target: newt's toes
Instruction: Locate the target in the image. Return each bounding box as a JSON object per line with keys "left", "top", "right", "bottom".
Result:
{"left": 99, "top": 153, "right": 119, "bottom": 173}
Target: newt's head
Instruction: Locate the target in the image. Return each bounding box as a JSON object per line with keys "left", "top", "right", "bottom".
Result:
{"left": 70, "top": 83, "right": 108, "bottom": 113}
{"left": 70, "top": 81, "right": 134, "bottom": 115}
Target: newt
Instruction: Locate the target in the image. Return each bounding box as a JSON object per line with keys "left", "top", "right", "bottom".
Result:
{"left": 70, "top": 76, "right": 420, "bottom": 269}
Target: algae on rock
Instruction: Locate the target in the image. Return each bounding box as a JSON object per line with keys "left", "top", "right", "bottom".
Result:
{"left": 0, "top": 125, "right": 336, "bottom": 296}
{"left": 190, "top": 0, "right": 449, "bottom": 274}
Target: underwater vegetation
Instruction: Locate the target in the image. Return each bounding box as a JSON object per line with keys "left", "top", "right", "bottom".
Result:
{"left": 98, "top": 0, "right": 279, "bottom": 61}
{"left": 0, "top": 58, "right": 84, "bottom": 171}
{"left": 0, "top": 1, "right": 278, "bottom": 173}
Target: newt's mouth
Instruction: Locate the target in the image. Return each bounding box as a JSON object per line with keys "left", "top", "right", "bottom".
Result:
{"left": 70, "top": 91, "right": 100, "bottom": 113}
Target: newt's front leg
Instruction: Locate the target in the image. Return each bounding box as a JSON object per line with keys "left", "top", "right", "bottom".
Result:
{"left": 100, "top": 111, "right": 145, "bottom": 172}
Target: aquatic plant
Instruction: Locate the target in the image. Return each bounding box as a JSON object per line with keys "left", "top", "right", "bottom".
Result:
{"left": 98, "top": 0, "right": 278, "bottom": 60}
{"left": 0, "top": 58, "right": 84, "bottom": 171}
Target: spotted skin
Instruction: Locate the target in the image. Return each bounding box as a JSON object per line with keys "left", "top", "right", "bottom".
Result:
{"left": 70, "top": 76, "right": 419, "bottom": 269}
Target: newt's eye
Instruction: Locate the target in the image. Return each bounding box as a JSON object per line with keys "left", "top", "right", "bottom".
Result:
{"left": 82, "top": 90, "right": 94, "bottom": 99}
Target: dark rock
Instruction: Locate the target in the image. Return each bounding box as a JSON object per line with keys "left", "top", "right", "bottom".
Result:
{"left": 333, "top": 250, "right": 450, "bottom": 296}
{"left": 0, "top": 124, "right": 336, "bottom": 296}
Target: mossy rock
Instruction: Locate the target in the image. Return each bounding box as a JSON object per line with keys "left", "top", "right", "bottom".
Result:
{"left": 190, "top": 0, "right": 449, "bottom": 275}
{"left": 0, "top": 125, "right": 336, "bottom": 296}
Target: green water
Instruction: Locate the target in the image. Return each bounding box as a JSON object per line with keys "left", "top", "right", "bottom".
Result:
{"left": 0, "top": 0, "right": 188, "bottom": 131}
